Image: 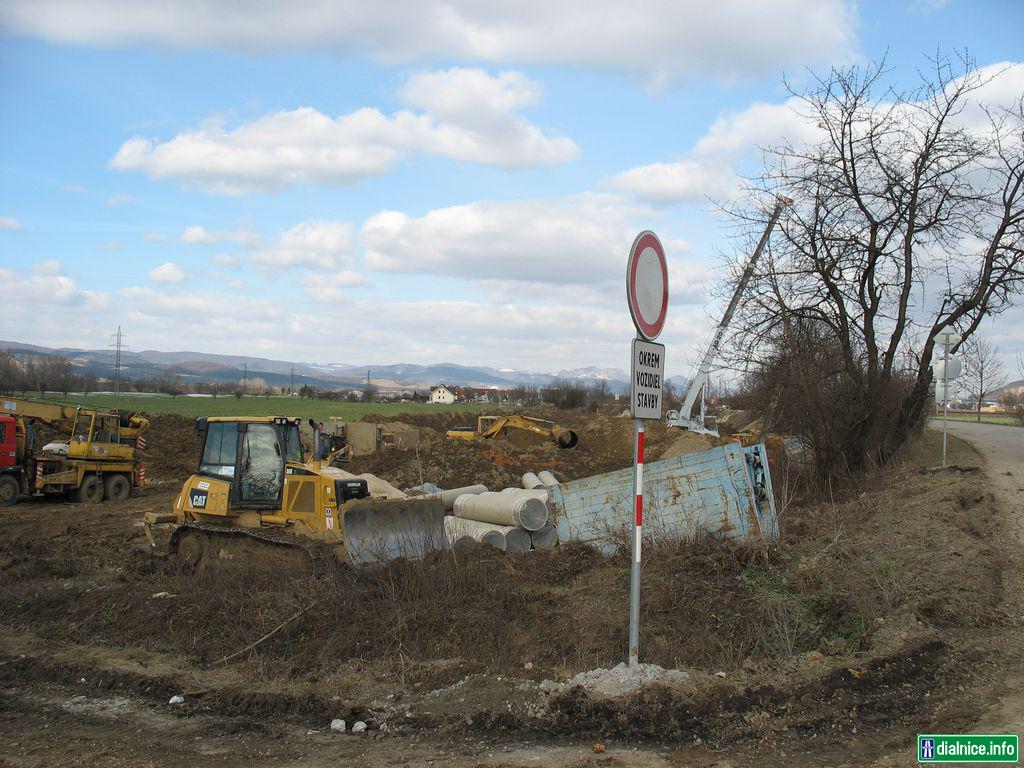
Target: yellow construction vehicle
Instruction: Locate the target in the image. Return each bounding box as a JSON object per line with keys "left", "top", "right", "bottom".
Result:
{"left": 144, "top": 416, "right": 443, "bottom": 568}
{"left": 0, "top": 395, "right": 149, "bottom": 505}
{"left": 446, "top": 414, "right": 579, "bottom": 449}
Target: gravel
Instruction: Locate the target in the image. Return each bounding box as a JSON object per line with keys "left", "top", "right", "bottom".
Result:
{"left": 541, "top": 662, "right": 689, "bottom": 698}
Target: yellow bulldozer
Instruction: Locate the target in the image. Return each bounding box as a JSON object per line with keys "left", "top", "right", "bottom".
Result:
{"left": 0, "top": 395, "right": 149, "bottom": 505}
{"left": 446, "top": 414, "right": 579, "bottom": 449}
{"left": 144, "top": 416, "right": 443, "bottom": 569}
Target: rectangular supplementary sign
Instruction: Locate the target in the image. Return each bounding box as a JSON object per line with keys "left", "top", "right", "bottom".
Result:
{"left": 630, "top": 338, "right": 666, "bottom": 420}
{"left": 918, "top": 734, "right": 1019, "bottom": 763}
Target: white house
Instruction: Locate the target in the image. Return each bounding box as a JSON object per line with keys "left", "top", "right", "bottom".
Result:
{"left": 429, "top": 385, "right": 456, "bottom": 405}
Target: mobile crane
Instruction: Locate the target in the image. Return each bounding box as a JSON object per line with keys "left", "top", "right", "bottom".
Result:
{"left": 0, "top": 395, "right": 149, "bottom": 505}
{"left": 666, "top": 196, "right": 793, "bottom": 435}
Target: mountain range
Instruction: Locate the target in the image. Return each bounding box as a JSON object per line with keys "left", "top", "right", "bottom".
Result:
{"left": 1, "top": 339, "right": 691, "bottom": 393}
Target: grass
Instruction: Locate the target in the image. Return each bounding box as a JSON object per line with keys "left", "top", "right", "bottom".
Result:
{"left": 928, "top": 412, "right": 1022, "bottom": 426}
{"left": 16, "top": 391, "right": 488, "bottom": 420}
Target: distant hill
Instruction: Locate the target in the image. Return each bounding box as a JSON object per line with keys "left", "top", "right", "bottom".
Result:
{"left": 0, "top": 339, "right": 647, "bottom": 392}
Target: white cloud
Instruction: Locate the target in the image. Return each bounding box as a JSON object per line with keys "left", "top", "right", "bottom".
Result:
{"left": 0, "top": 216, "right": 20, "bottom": 231}
{"left": 362, "top": 194, "right": 671, "bottom": 284}
{"left": 0, "top": 261, "right": 85, "bottom": 305}
{"left": 611, "top": 97, "right": 821, "bottom": 204}
{"left": 179, "top": 224, "right": 259, "bottom": 246}
{"left": 105, "top": 193, "right": 135, "bottom": 206}
{"left": 252, "top": 220, "right": 355, "bottom": 270}
{"left": 149, "top": 261, "right": 186, "bottom": 284}
{"left": 611, "top": 159, "right": 739, "bottom": 205}
{"left": 300, "top": 271, "right": 372, "bottom": 303}
{"left": 0, "top": 1, "right": 859, "bottom": 87}
{"left": 33, "top": 260, "right": 64, "bottom": 276}
{"left": 611, "top": 62, "right": 1024, "bottom": 205}
{"left": 109, "top": 68, "right": 578, "bottom": 194}
{"left": 213, "top": 253, "right": 242, "bottom": 269}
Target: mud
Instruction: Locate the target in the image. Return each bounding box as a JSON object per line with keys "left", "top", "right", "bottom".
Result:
{"left": 0, "top": 418, "right": 1019, "bottom": 767}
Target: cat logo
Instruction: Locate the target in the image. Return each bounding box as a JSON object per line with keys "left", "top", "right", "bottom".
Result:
{"left": 188, "top": 489, "right": 208, "bottom": 509}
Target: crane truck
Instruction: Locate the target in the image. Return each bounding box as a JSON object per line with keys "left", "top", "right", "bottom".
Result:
{"left": 0, "top": 396, "right": 149, "bottom": 506}
{"left": 667, "top": 196, "right": 793, "bottom": 435}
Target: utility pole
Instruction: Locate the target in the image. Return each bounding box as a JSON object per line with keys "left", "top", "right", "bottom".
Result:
{"left": 290, "top": 364, "right": 295, "bottom": 396}
{"left": 110, "top": 326, "right": 126, "bottom": 398}
{"left": 242, "top": 363, "right": 247, "bottom": 392}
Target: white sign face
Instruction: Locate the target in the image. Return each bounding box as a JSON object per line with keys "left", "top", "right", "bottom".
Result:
{"left": 932, "top": 356, "right": 962, "bottom": 380}
{"left": 626, "top": 231, "right": 669, "bottom": 341}
{"left": 634, "top": 247, "right": 665, "bottom": 325}
{"left": 630, "top": 338, "right": 666, "bottom": 420}
{"left": 935, "top": 332, "right": 962, "bottom": 348}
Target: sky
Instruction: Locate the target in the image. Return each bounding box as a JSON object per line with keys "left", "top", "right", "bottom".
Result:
{"left": 0, "top": 0, "right": 1022, "bottom": 379}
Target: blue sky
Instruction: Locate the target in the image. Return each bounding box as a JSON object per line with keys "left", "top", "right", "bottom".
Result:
{"left": 1, "top": 0, "right": 1022, "bottom": 378}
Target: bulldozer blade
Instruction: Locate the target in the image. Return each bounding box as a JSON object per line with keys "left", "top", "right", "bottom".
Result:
{"left": 342, "top": 497, "right": 446, "bottom": 565}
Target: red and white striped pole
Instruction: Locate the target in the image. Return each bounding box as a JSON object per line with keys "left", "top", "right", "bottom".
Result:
{"left": 629, "top": 419, "right": 644, "bottom": 666}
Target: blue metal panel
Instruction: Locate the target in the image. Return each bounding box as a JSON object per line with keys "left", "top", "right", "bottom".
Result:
{"left": 548, "top": 443, "right": 777, "bottom": 549}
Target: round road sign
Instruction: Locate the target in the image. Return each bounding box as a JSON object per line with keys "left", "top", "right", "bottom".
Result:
{"left": 626, "top": 230, "right": 669, "bottom": 340}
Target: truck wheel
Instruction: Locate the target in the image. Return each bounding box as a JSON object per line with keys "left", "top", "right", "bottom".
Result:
{"left": 0, "top": 475, "right": 18, "bottom": 507}
{"left": 104, "top": 474, "right": 131, "bottom": 502}
{"left": 73, "top": 475, "right": 104, "bottom": 504}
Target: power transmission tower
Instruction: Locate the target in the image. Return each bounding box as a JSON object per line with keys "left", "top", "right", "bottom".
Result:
{"left": 290, "top": 364, "right": 295, "bottom": 395}
{"left": 242, "top": 363, "right": 248, "bottom": 391}
{"left": 110, "top": 326, "right": 126, "bottom": 398}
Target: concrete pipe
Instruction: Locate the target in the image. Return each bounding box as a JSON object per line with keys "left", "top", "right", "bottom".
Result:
{"left": 530, "top": 523, "right": 559, "bottom": 550}
{"left": 503, "top": 488, "right": 549, "bottom": 502}
{"left": 453, "top": 491, "right": 548, "bottom": 532}
{"left": 552, "top": 428, "right": 579, "bottom": 449}
{"left": 504, "top": 527, "right": 532, "bottom": 554}
{"left": 434, "top": 484, "right": 488, "bottom": 510}
{"left": 521, "top": 472, "right": 544, "bottom": 490}
{"left": 443, "top": 516, "right": 506, "bottom": 551}
{"left": 537, "top": 470, "right": 559, "bottom": 487}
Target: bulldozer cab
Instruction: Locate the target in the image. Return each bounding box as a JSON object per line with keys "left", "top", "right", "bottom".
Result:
{"left": 196, "top": 417, "right": 304, "bottom": 507}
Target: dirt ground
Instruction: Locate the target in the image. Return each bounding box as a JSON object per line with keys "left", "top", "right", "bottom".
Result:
{"left": 0, "top": 414, "right": 1020, "bottom": 767}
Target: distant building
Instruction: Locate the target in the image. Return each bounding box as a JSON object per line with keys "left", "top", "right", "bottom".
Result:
{"left": 429, "top": 385, "right": 456, "bottom": 405}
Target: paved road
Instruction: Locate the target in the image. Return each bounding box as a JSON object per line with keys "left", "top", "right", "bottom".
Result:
{"left": 936, "top": 420, "right": 1024, "bottom": 743}
{"left": 941, "top": 421, "right": 1024, "bottom": 538}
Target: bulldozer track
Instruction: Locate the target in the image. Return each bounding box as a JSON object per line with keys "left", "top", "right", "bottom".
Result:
{"left": 172, "top": 522, "right": 344, "bottom": 577}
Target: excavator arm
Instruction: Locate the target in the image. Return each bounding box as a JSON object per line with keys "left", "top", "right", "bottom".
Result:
{"left": 446, "top": 414, "right": 579, "bottom": 449}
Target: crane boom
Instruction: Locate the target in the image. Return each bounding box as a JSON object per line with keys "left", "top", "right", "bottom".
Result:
{"left": 667, "top": 196, "right": 792, "bottom": 434}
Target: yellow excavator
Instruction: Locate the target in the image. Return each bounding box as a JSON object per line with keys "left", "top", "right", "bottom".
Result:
{"left": 446, "top": 414, "right": 579, "bottom": 449}
{"left": 0, "top": 395, "right": 149, "bottom": 505}
{"left": 144, "top": 416, "right": 443, "bottom": 568}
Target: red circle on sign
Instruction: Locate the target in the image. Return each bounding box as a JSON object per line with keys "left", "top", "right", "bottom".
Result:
{"left": 626, "top": 230, "right": 668, "bottom": 340}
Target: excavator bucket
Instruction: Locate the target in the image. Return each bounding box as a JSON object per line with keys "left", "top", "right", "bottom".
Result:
{"left": 341, "top": 496, "right": 447, "bottom": 565}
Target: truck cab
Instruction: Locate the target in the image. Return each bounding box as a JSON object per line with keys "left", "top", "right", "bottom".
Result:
{"left": 0, "top": 415, "right": 21, "bottom": 505}
{"left": 0, "top": 415, "right": 17, "bottom": 470}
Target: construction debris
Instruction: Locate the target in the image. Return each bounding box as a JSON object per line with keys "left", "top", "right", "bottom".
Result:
{"left": 541, "top": 662, "right": 690, "bottom": 699}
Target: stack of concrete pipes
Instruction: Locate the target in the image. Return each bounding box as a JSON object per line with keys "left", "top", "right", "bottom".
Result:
{"left": 438, "top": 470, "right": 560, "bottom": 553}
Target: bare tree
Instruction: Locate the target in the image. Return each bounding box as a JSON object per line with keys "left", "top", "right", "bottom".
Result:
{"left": 730, "top": 54, "right": 1024, "bottom": 474}
{"left": 961, "top": 338, "right": 1007, "bottom": 421}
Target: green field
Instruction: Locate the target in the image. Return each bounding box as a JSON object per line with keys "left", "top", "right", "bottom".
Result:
{"left": 19, "top": 392, "right": 488, "bottom": 421}
{"left": 929, "top": 412, "right": 1021, "bottom": 426}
